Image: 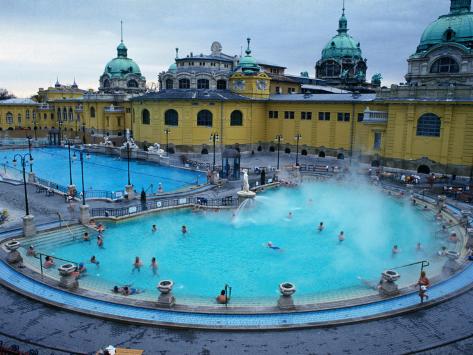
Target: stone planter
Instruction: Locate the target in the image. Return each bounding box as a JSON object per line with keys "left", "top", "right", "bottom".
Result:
{"left": 443, "top": 251, "right": 461, "bottom": 274}
{"left": 279, "top": 282, "right": 296, "bottom": 297}
{"left": 157, "top": 280, "right": 174, "bottom": 294}
{"left": 5, "top": 240, "right": 22, "bottom": 265}
{"left": 381, "top": 270, "right": 400, "bottom": 283}
{"left": 278, "top": 282, "right": 296, "bottom": 310}
{"left": 58, "top": 263, "right": 79, "bottom": 289}
{"left": 157, "top": 280, "right": 175, "bottom": 308}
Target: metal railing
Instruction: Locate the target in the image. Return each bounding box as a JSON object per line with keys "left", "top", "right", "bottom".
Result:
{"left": 35, "top": 252, "right": 78, "bottom": 278}
{"left": 90, "top": 195, "right": 238, "bottom": 218}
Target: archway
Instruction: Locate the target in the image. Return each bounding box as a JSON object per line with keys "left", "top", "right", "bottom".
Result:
{"left": 417, "top": 165, "right": 431, "bottom": 174}
{"left": 201, "top": 148, "right": 209, "bottom": 155}
{"left": 269, "top": 146, "right": 275, "bottom": 152}
{"left": 285, "top": 148, "right": 291, "bottom": 154}
{"left": 371, "top": 160, "right": 380, "bottom": 167}
{"left": 301, "top": 149, "right": 308, "bottom": 156}
{"left": 318, "top": 151, "right": 326, "bottom": 158}
{"left": 337, "top": 153, "right": 345, "bottom": 160}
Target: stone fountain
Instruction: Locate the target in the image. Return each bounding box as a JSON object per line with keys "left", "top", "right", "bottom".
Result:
{"left": 237, "top": 169, "right": 256, "bottom": 204}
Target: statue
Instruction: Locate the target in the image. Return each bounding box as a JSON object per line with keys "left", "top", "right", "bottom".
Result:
{"left": 148, "top": 143, "right": 165, "bottom": 156}
{"left": 371, "top": 73, "right": 383, "bottom": 87}
{"left": 355, "top": 70, "right": 366, "bottom": 83}
{"left": 242, "top": 169, "right": 250, "bottom": 192}
{"left": 300, "top": 71, "right": 309, "bottom": 78}
{"left": 100, "top": 136, "right": 113, "bottom": 147}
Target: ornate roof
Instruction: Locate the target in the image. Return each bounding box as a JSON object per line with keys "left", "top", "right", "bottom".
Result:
{"left": 417, "top": 0, "right": 473, "bottom": 53}
{"left": 103, "top": 41, "right": 142, "bottom": 79}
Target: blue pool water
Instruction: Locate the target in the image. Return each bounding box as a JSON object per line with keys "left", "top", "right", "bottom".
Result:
{"left": 1, "top": 147, "right": 205, "bottom": 193}
{"left": 33, "top": 182, "right": 453, "bottom": 303}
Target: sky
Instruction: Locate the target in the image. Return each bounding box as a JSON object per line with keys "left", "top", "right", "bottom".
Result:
{"left": 0, "top": 0, "right": 449, "bottom": 97}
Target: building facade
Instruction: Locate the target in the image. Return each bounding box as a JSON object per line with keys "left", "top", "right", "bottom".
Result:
{"left": 1, "top": 0, "right": 473, "bottom": 176}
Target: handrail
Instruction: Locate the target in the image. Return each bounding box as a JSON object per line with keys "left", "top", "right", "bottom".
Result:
{"left": 392, "top": 260, "right": 430, "bottom": 273}
{"left": 34, "top": 252, "right": 78, "bottom": 278}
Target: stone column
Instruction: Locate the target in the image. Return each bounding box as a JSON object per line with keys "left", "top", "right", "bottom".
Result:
{"left": 79, "top": 204, "right": 90, "bottom": 225}
{"left": 125, "top": 185, "right": 135, "bottom": 200}
{"left": 22, "top": 215, "right": 36, "bottom": 237}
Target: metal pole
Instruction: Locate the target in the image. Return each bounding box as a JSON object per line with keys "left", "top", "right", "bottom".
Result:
{"left": 80, "top": 151, "right": 86, "bottom": 206}
{"left": 58, "top": 121, "right": 62, "bottom": 146}
{"left": 277, "top": 136, "right": 281, "bottom": 170}
{"left": 213, "top": 135, "right": 216, "bottom": 171}
{"left": 295, "top": 134, "right": 300, "bottom": 166}
{"left": 27, "top": 137, "right": 33, "bottom": 173}
{"left": 22, "top": 158, "right": 29, "bottom": 215}
{"left": 127, "top": 142, "right": 131, "bottom": 185}
{"left": 33, "top": 120, "right": 37, "bottom": 140}
{"left": 67, "top": 142, "right": 73, "bottom": 185}
{"left": 82, "top": 123, "right": 86, "bottom": 145}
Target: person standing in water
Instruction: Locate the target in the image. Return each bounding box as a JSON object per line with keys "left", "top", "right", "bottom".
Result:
{"left": 132, "top": 257, "right": 143, "bottom": 273}
{"left": 152, "top": 224, "right": 157, "bottom": 233}
{"left": 318, "top": 222, "right": 324, "bottom": 232}
{"left": 338, "top": 231, "right": 345, "bottom": 243}
{"left": 181, "top": 225, "right": 187, "bottom": 235}
{"left": 151, "top": 257, "right": 158, "bottom": 275}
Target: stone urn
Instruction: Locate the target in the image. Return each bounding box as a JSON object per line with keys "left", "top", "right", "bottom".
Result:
{"left": 58, "top": 263, "right": 78, "bottom": 289}
{"left": 279, "top": 282, "right": 296, "bottom": 297}
{"left": 382, "top": 270, "right": 400, "bottom": 283}
{"left": 5, "top": 240, "right": 23, "bottom": 265}
{"left": 443, "top": 250, "right": 461, "bottom": 274}
{"left": 157, "top": 280, "right": 174, "bottom": 294}
{"left": 379, "top": 270, "right": 400, "bottom": 297}
{"left": 157, "top": 280, "right": 175, "bottom": 308}
{"left": 277, "top": 282, "right": 296, "bottom": 310}
{"left": 5, "top": 240, "right": 20, "bottom": 251}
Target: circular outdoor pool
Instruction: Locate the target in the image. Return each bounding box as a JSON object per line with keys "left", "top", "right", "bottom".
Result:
{"left": 27, "top": 181, "right": 457, "bottom": 306}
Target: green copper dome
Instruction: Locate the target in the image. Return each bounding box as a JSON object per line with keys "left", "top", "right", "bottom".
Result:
{"left": 103, "top": 41, "right": 142, "bottom": 79}
{"left": 239, "top": 38, "right": 260, "bottom": 74}
{"left": 417, "top": 0, "right": 473, "bottom": 52}
{"left": 168, "top": 63, "right": 177, "bottom": 72}
{"left": 321, "top": 9, "right": 363, "bottom": 60}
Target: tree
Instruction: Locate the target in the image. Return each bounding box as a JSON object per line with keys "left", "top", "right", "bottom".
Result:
{"left": 0, "top": 89, "right": 15, "bottom": 101}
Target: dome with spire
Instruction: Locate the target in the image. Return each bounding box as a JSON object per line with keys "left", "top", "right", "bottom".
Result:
{"left": 99, "top": 21, "right": 146, "bottom": 94}
{"left": 237, "top": 38, "right": 260, "bottom": 75}
{"left": 417, "top": 0, "right": 473, "bottom": 53}
{"left": 315, "top": 3, "right": 367, "bottom": 87}
{"left": 321, "top": 7, "right": 363, "bottom": 61}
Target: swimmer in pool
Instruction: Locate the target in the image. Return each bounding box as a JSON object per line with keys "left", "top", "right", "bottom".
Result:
{"left": 266, "top": 241, "right": 283, "bottom": 251}
{"left": 288, "top": 212, "right": 293, "bottom": 219}
{"left": 416, "top": 242, "right": 422, "bottom": 251}
{"left": 90, "top": 255, "right": 100, "bottom": 266}
{"left": 392, "top": 245, "right": 400, "bottom": 255}
{"left": 338, "top": 231, "right": 345, "bottom": 243}
{"left": 152, "top": 224, "right": 157, "bottom": 233}
{"left": 151, "top": 257, "right": 158, "bottom": 275}
{"left": 438, "top": 246, "right": 448, "bottom": 256}
{"left": 181, "top": 225, "right": 187, "bottom": 234}
{"left": 122, "top": 286, "right": 144, "bottom": 296}
{"left": 97, "top": 235, "right": 104, "bottom": 248}
{"left": 132, "top": 256, "right": 143, "bottom": 272}
{"left": 318, "top": 222, "right": 324, "bottom": 232}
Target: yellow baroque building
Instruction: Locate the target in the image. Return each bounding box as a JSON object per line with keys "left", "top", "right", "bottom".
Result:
{"left": 1, "top": 0, "right": 473, "bottom": 177}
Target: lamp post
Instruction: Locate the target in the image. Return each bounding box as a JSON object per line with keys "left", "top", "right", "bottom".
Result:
{"left": 58, "top": 120, "right": 63, "bottom": 146}
{"left": 294, "top": 133, "right": 302, "bottom": 166}
{"left": 209, "top": 132, "right": 219, "bottom": 172}
{"left": 32, "top": 117, "right": 37, "bottom": 140}
{"left": 72, "top": 148, "right": 91, "bottom": 223}
{"left": 65, "top": 139, "right": 73, "bottom": 186}
{"left": 12, "top": 153, "right": 34, "bottom": 216}
{"left": 82, "top": 123, "right": 86, "bottom": 145}
{"left": 26, "top": 136, "right": 33, "bottom": 173}
{"left": 164, "top": 128, "right": 170, "bottom": 154}
{"left": 275, "top": 135, "right": 283, "bottom": 170}
{"left": 126, "top": 142, "right": 131, "bottom": 186}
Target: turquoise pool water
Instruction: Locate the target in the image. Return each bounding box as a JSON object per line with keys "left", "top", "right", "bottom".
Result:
{"left": 1, "top": 147, "right": 205, "bottom": 193}
{"left": 33, "top": 182, "right": 453, "bottom": 303}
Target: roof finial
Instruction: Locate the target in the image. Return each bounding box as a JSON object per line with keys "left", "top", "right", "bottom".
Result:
{"left": 120, "top": 20, "right": 123, "bottom": 43}
{"left": 175, "top": 47, "right": 179, "bottom": 59}
{"left": 342, "top": 0, "right": 345, "bottom": 15}
{"left": 246, "top": 37, "right": 251, "bottom": 55}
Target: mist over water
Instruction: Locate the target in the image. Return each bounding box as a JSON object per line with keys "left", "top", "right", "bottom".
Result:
{"left": 44, "top": 180, "right": 446, "bottom": 302}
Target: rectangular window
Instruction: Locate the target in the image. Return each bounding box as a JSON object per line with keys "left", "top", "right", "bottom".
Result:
{"left": 126, "top": 108, "right": 131, "bottom": 113}
{"left": 301, "top": 112, "right": 312, "bottom": 120}
{"left": 284, "top": 111, "right": 295, "bottom": 119}
{"left": 318, "top": 112, "right": 330, "bottom": 121}
{"left": 358, "top": 113, "right": 364, "bottom": 122}
{"left": 269, "top": 111, "right": 279, "bottom": 119}
{"left": 338, "top": 113, "right": 350, "bottom": 122}
{"left": 374, "top": 132, "right": 382, "bottom": 150}
{"left": 276, "top": 87, "right": 281, "bottom": 94}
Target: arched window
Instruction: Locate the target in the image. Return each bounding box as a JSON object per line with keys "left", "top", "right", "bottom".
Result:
{"left": 301, "top": 149, "right": 308, "bottom": 156}
{"left": 197, "top": 79, "right": 210, "bottom": 89}
{"left": 142, "top": 109, "right": 150, "bottom": 125}
{"left": 318, "top": 151, "right": 326, "bottom": 158}
{"left": 201, "top": 148, "right": 209, "bottom": 154}
{"left": 90, "top": 107, "right": 96, "bottom": 118}
{"left": 430, "top": 57, "right": 459, "bottom": 74}
{"left": 164, "top": 109, "right": 178, "bottom": 126}
{"left": 416, "top": 113, "right": 441, "bottom": 137}
{"left": 285, "top": 148, "right": 291, "bottom": 154}
{"left": 337, "top": 153, "right": 345, "bottom": 160}
{"left": 69, "top": 108, "right": 73, "bottom": 121}
{"left": 165, "top": 79, "right": 174, "bottom": 90}
{"left": 6, "top": 112, "right": 13, "bottom": 124}
{"left": 269, "top": 146, "right": 275, "bottom": 152}
{"left": 127, "top": 79, "right": 139, "bottom": 88}
{"left": 62, "top": 108, "right": 67, "bottom": 121}
{"left": 179, "top": 78, "right": 190, "bottom": 89}
{"left": 321, "top": 60, "right": 341, "bottom": 77}
{"left": 103, "top": 79, "right": 110, "bottom": 88}
{"left": 26, "top": 110, "right": 30, "bottom": 120}
{"left": 197, "top": 110, "right": 212, "bottom": 127}
{"left": 230, "top": 110, "right": 243, "bottom": 126}
{"left": 217, "top": 80, "right": 227, "bottom": 90}
{"left": 18, "top": 113, "right": 22, "bottom": 124}
{"left": 417, "top": 165, "right": 431, "bottom": 174}
{"left": 444, "top": 29, "right": 455, "bottom": 41}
